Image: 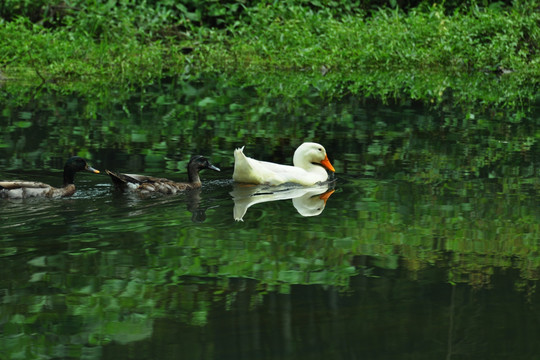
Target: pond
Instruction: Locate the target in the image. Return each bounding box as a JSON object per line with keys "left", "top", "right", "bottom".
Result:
{"left": 1, "top": 79, "right": 539, "bottom": 359}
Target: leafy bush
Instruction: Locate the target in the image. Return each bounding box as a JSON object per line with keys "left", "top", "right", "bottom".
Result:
{"left": 0, "top": 0, "right": 51, "bottom": 23}
{"left": 0, "top": 0, "right": 251, "bottom": 40}
{"left": 0, "top": 0, "right": 538, "bottom": 109}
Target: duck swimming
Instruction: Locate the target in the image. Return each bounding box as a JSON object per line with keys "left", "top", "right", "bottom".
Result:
{"left": 233, "top": 142, "right": 335, "bottom": 186}
{"left": 105, "top": 155, "right": 220, "bottom": 195}
{"left": 0, "top": 156, "right": 100, "bottom": 199}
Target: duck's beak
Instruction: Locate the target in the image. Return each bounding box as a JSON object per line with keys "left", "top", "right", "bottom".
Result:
{"left": 86, "top": 166, "right": 100, "bottom": 174}
{"left": 319, "top": 189, "right": 335, "bottom": 204}
{"left": 208, "top": 164, "right": 220, "bottom": 172}
{"left": 321, "top": 155, "right": 335, "bottom": 172}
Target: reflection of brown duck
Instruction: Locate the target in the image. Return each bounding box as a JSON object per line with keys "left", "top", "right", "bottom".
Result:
{"left": 106, "top": 155, "right": 220, "bottom": 195}
{"left": 0, "top": 156, "right": 100, "bottom": 199}
{"left": 185, "top": 187, "right": 220, "bottom": 223}
{"left": 230, "top": 183, "right": 335, "bottom": 221}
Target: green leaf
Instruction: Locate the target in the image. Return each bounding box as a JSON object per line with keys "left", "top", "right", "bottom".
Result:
{"left": 14, "top": 121, "right": 32, "bottom": 128}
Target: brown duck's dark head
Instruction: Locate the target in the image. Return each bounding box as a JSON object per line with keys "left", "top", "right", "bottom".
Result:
{"left": 63, "top": 156, "right": 100, "bottom": 185}
{"left": 187, "top": 155, "right": 220, "bottom": 183}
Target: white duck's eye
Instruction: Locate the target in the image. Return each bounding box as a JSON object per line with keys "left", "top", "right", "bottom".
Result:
{"left": 318, "top": 148, "right": 322, "bottom": 152}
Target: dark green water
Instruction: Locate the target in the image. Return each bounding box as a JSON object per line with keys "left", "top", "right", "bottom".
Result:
{"left": 1, "top": 83, "right": 539, "bottom": 359}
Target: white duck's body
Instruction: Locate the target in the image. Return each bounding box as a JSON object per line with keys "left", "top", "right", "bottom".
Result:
{"left": 233, "top": 142, "right": 335, "bottom": 186}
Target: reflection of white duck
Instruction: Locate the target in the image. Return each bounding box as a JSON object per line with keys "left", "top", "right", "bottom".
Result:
{"left": 233, "top": 142, "right": 335, "bottom": 186}
{"left": 230, "top": 183, "right": 335, "bottom": 221}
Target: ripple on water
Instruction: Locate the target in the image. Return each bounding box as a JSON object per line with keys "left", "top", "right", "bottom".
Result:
{"left": 1, "top": 178, "right": 236, "bottom": 261}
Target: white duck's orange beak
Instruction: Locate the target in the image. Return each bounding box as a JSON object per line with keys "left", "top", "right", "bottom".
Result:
{"left": 321, "top": 155, "right": 335, "bottom": 172}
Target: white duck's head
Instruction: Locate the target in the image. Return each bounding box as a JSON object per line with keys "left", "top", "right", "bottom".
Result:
{"left": 293, "top": 142, "right": 335, "bottom": 172}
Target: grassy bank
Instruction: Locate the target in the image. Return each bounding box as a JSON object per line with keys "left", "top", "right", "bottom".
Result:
{"left": 0, "top": 1, "right": 539, "bottom": 108}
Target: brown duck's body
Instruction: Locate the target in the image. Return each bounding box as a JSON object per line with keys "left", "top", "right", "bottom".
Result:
{"left": 105, "top": 172, "right": 203, "bottom": 194}
{"left": 0, "top": 157, "right": 100, "bottom": 199}
{"left": 106, "top": 155, "right": 220, "bottom": 195}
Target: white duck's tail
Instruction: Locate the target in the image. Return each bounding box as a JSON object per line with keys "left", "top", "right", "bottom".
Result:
{"left": 233, "top": 146, "right": 257, "bottom": 183}
{"left": 233, "top": 146, "right": 245, "bottom": 167}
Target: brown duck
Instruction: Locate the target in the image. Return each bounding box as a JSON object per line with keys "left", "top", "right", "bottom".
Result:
{"left": 105, "top": 155, "right": 220, "bottom": 195}
{"left": 0, "top": 156, "right": 100, "bottom": 199}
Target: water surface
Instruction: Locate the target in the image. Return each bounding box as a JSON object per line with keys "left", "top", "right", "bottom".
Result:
{"left": 1, "top": 84, "right": 539, "bottom": 359}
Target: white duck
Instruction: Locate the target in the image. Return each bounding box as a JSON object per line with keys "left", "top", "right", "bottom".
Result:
{"left": 233, "top": 142, "right": 335, "bottom": 186}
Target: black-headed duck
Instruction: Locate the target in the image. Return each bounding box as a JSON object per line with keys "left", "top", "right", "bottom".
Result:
{"left": 0, "top": 156, "right": 100, "bottom": 199}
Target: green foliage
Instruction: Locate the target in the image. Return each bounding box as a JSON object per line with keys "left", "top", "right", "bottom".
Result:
{"left": 1, "top": 1, "right": 539, "bottom": 110}
{"left": 199, "top": 1, "right": 539, "bottom": 106}
{"left": 0, "top": 0, "right": 250, "bottom": 40}
{"left": 0, "top": 0, "right": 52, "bottom": 23}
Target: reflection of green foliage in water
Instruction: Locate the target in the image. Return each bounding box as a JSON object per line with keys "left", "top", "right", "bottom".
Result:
{"left": 0, "top": 171, "right": 538, "bottom": 358}
{"left": 1, "top": 173, "right": 538, "bottom": 357}
{"left": 1, "top": 77, "right": 538, "bottom": 186}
